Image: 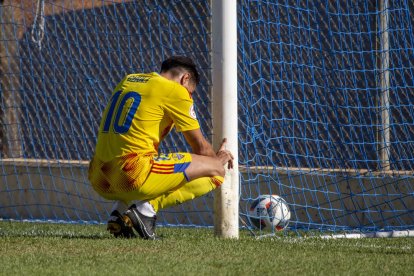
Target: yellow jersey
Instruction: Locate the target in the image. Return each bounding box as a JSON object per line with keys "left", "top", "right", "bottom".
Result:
{"left": 94, "top": 72, "right": 200, "bottom": 162}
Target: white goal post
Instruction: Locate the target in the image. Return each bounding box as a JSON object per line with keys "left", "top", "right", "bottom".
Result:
{"left": 211, "top": 0, "right": 239, "bottom": 239}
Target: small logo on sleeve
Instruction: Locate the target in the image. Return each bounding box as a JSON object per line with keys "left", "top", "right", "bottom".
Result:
{"left": 189, "top": 105, "right": 197, "bottom": 119}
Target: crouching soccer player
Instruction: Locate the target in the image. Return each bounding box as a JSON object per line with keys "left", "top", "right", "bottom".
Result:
{"left": 88, "top": 56, "right": 234, "bottom": 239}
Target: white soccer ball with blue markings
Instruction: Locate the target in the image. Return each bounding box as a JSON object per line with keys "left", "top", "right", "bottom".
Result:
{"left": 249, "top": 194, "right": 291, "bottom": 231}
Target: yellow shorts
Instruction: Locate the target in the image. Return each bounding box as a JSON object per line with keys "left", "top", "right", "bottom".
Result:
{"left": 89, "top": 152, "right": 194, "bottom": 202}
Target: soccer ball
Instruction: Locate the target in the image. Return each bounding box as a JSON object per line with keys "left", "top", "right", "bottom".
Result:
{"left": 249, "top": 194, "right": 291, "bottom": 231}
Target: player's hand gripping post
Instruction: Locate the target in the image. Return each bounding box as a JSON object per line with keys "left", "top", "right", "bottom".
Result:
{"left": 216, "top": 138, "right": 234, "bottom": 170}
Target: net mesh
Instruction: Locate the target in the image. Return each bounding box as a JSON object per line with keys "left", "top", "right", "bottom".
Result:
{"left": 1, "top": 0, "right": 213, "bottom": 225}
{"left": 238, "top": 0, "right": 414, "bottom": 232}
{"left": 1, "top": 0, "right": 414, "bottom": 232}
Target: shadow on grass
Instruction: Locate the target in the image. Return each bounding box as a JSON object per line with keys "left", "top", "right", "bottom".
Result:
{"left": 0, "top": 220, "right": 118, "bottom": 239}
{"left": 0, "top": 231, "right": 114, "bottom": 240}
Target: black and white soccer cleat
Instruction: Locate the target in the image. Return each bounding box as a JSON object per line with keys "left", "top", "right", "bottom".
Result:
{"left": 107, "top": 210, "right": 136, "bottom": 238}
{"left": 124, "top": 204, "right": 158, "bottom": 240}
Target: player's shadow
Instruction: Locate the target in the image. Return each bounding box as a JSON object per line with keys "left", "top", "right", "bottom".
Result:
{"left": 0, "top": 230, "right": 112, "bottom": 240}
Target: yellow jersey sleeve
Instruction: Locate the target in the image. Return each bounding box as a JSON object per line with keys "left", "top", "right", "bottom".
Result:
{"left": 164, "top": 85, "right": 200, "bottom": 132}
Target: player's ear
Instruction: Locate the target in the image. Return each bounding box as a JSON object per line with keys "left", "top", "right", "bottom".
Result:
{"left": 180, "top": 72, "right": 191, "bottom": 86}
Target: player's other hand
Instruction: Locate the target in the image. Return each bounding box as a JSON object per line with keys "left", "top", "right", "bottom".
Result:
{"left": 216, "top": 138, "right": 234, "bottom": 169}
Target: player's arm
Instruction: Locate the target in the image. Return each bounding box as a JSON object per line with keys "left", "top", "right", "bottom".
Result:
{"left": 182, "top": 128, "right": 216, "bottom": 157}
{"left": 182, "top": 133, "right": 234, "bottom": 180}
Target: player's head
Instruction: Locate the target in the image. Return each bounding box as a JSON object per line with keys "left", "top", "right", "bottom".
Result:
{"left": 160, "top": 56, "right": 200, "bottom": 93}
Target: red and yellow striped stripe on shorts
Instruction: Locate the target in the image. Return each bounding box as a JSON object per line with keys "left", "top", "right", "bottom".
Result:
{"left": 88, "top": 152, "right": 223, "bottom": 203}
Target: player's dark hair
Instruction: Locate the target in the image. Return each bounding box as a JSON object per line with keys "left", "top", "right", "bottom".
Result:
{"left": 160, "top": 56, "right": 200, "bottom": 85}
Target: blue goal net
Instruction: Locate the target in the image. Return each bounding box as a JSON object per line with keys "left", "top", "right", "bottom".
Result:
{"left": 1, "top": 0, "right": 414, "bottom": 233}
{"left": 1, "top": 0, "right": 212, "bottom": 225}
{"left": 237, "top": 0, "right": 414, "bottom": 232}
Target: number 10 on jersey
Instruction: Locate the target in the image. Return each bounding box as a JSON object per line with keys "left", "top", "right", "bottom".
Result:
{"left": 102, "top": 91, "right": 141, "bottom": 134}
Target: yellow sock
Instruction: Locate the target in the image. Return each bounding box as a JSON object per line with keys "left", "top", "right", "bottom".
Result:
{"left": 149, "top": 176, "right": 224, "bottom": 212}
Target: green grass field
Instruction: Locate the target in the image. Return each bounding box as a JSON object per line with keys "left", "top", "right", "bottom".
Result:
{"left": 0, "top": 221, "right": 413, "bottom": 275}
